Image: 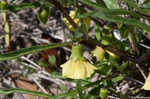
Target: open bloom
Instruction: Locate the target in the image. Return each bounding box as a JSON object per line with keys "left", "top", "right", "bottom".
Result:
{"left": 142, "top": 74, "right": 150, "bottom": 90}
{"left": 61, "top": 45, "right": 97, "bottom": 79}
{"left": 92, "top": 46, "right": 105, "bottom": 61}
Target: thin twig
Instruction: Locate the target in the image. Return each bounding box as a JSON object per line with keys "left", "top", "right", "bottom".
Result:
{"left": 21, "top": 56, "right": 41, "bottom": 70}
{"left": 128, "top": 28, "right": 137, "bottom": 53}
{"left": 130, "top": 96, "right": 150, "bottom": 99}
{"left": 108, "top": 96, "right": 119, "bottom": 99}
{"left": 140, "top": 43, "right": 150, "bottom": 49}
{"left": 136, "top": 64, "right": 146, "bottom": 80}
{"left": 31, "top": 75, "right": 48, "bottom": 94}
{"left": 31, "top": 37, "right": 50, "bottom": 44}
{"left": 21, "top": 62, "right": 37, "bottom": 70}
{"left": 125, "top": 77, "right": 144, "bottom": 85}
{"left": 8, "top": 70, "right": 22, "bottom": 75}
{"left": 39, "top": 70, "right": 76, "bottom": 87}
{"left": 34, "top": 73, "right": 63, "bottom": 86}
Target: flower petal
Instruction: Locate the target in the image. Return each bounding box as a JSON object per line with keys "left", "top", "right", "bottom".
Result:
{"left": 83, "top": 61, "right": 97, "bottom": 77}
{"left": 73, "top": 59, "right": 86, "bottom": 79}
{"left": 92, "top": 46, "right": 105, "bottom": 61}
{"left": 142, "top": 74, "right": 150, "bottom": 90}
{"left": 61, "top": 60, "right": 75, "bottom": 78}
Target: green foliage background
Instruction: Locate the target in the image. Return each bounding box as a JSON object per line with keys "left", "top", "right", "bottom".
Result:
{"left": 0, "top": 0, "right": 150, "bottom": 98}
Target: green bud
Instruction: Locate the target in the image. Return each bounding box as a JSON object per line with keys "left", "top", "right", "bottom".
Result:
{"left": 0, "top": 1, "right": 8, "bottom": 9}
{"left": 100, "top": 88, "right": 108, "bottom": 99}
{"left": 37, "top": 6, "right": 50, "bottom": 24}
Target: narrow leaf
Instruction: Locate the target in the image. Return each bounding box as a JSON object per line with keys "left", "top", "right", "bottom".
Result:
{"left": 0, "top": 88, "right": 52, "bottom": 98}
{"left": 0, "top": 42, "right": 72, "bottom": 61}
{"left": 103, "top": 0, "right": 120, "bottom": 9}
{"left": 92, "top": 10, "right": 150, "bottom": 32}
{"left": 79, "top": 0, "right": 145, "bottom": 18}
{"left": 142, "top": 0, "right": 150, "bottom": 8}
{"left": 124, "top": 0, "right": 150, "bottom": 16}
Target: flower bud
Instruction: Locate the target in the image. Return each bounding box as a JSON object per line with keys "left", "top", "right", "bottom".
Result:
{"left": 92, "top": 46, "right": 105, "bottom": 61}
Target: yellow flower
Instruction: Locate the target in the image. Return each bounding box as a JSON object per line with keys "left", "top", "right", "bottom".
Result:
{"left": 142, "top": 74, "right": 150, "bottom": 90}
{"left": 61, "top": 45, "right": 97, "bottom": 79}
{"left": 63, "top": 10, "right": 80, "bottom": 31}
{"left": 92, "top": 46, "right": 105, "bottom": 61}
{"left": 63, "top": 10, "right": 91, "bottom": 32}
{"left": 61, "top": 58, "right": 97, "bottom": 79}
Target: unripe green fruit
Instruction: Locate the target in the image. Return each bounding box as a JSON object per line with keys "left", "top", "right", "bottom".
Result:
{"left": 37, "top": 6, "right": 50, "bottom": 24}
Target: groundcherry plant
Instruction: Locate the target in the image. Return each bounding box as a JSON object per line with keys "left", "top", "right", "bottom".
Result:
{"left": 0, "top": 0, "right": 150, "bottom": 98}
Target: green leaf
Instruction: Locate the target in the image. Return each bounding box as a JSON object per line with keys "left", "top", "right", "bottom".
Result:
{"left": 0, "top": 42, "right": 72, "bottom": 61}
{"left": 74, "top": 25, "right": 84, "bottom": 39}
{"left": 103, "top": 0, "right": 120, "bottom": 9}
{"left": 60, "top": 84, "right": 68, "bottom": 92}
{"left": 79, "top": 0, "right": 104, "bottom": 9}
{"left": 48, "top": 55, "right": 56, "bottom": 66}
{"left": 119, "top": 61, "right": 128, "bottom": 72}
{"left": 123, "top": 0, "right": 139, "bottom": 9}
{"left": 79, "top": 0, "right": 145, "bottom": 18}
{"left": 102, "top": 79, "right": 108, "bottom": 86}
{"left": 124, "top": 0, "right": 150, "bottom": 16}
{"left": 97, "top": 64, "right": 112, "bottom": 75}
{"left": 142, "top": 0, "right": 150, "bottom": 8}
{"left": 119, "top": 25, "right": 130, "bottom": 39}
{"left": 94, "top": 24, "right": 101, "bottom": 41}
{"left": 79, "top": 0, "right": 120, "bottom": 15}
{"left": 99, "top": 88, "right": 108, "bottom": 99}
{"left": 92, "top": 10, "right": 150, "bottom": 32}
{"left": 0, "top": 88, "right": 52, "bottom": 98}
{"left": 111, "top": 75, "right": 124, "bottom": 83}
{"left": 0, "top": 2, "right": 52, "bottom": 12}
{"left": 96, "top": 0, "right": 107, "bottom": 8}
{"left": 1, "top": 2, "right": 40, "bottom": 12}
{"left": 89, "top": 86, "right": 101, "bottom": 96}
{"left": 49, "top": 72, "right": 63, "bottom": 79}
{"left": 76, "top": 80, "right": 84, "bottom": 99}
{"left": 38, "top": 59, "right": 49, "bottom": 67}
{"left": 56, "top": 80, "right": 98, "bottom": 99}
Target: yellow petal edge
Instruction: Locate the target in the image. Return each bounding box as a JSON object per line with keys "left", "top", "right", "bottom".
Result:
{"left": 61, "top": 58, "right": 97, "bottom": 79}
{"left": 142, "top": 73, "right": 150, "bottom": 90}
